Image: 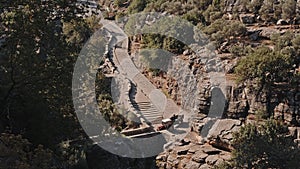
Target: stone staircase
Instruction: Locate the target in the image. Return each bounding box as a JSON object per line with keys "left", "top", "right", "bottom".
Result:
{"left": 129, "top": 83, "right": 163, "bottom": 125}
{"left": 132, "top": 101, "right": 163, "bottom": 125}
{"left": 103, "top": 22, "right": 181, "bottom": 136}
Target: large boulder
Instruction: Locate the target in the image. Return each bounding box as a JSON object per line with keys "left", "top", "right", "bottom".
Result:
{"left": 206, "top": 119, "right": 242, "bottom": 150}
{"left": 191, "top": 118, "right": 243, "bottom": 151}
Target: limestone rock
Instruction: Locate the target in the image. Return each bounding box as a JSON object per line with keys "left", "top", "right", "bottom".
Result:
{"left": 206, "top": 119, "right": 242, "bottom": 150}
{"left": 156, "top": 142, "right": 228, "bottom": 169}
{"left": 199, "top": 164, "right": 211, "bottom": 169}
{"left": 205, "top": 155, "right": 219, "bottom": 165}
{"left": 201, "top": 145, "right": 222, "bottom": 155}
{"left": 176, "top": 146, "right": 189, "bottom": 155}
{"left": 224, "top": 59, "right": 238, "bottom": 74}
{"left": 167, "top": 154, "right": 177, "bottom": 163}
{"left": 219, "top": 151, "right": 231, "bottom": 161}
{"left": 156, "top": 153, "right": 168, "bottom": 162}
{"left": 192, "top": 151, "right": 208, "bottom": 163}
{"left": 184, "top": 161, "right": 200, "bottom": 169}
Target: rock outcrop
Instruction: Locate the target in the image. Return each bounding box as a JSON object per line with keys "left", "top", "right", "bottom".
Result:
{"left": 155, "top": 48, "right": 300, "bottom": 168}
{"left": 156, "top": 120, "right": 241, "bottom": 168}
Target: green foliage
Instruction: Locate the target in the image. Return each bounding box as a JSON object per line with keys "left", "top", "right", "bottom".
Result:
{"left": 202, "top": 5, "right": 223, "bottom": 24}
{"left": 163, "top": 36, "right": 186, "bottom": 54}
{"left": 236, "top": 30, "right": 300, "bottom": 88}
{"left": 97, "top": 94, "right": 127, "bottom": 132}
{"left": 143, "top": 16, "right": 195, "bottom": 45}
{"left": 237, "top": 0, "right": 251, "bottom": 12}
{"left": 248, "top": 0, "right": 264, "bottom": 13}
{"left": 141, "top": 33, "right": 186, "bottom": 55}
{"left": 204, "top": 19, "right": 246, "bottom": 46}
{"left": 63, "top": 16, "right": 101, "bottom": 46}
{"left": 229, "top": 45, "right": 253, "bottom": 57}
{"left": 292, "top": 34, "right": 300, "bottom": 51}
{"left": 134, "top": 16, "right": 192, "bottom": 54}
{"left": 222, "top": 0, "right": 298, "bottom": 23}
{"left": 142, "top": 34, "right": 164, "bottom": 49}
{"left": 203, "top": 18, "right": 226, "bottom": 35}
{"left": 213, "top": 161, "right": 232, "bottom": 169}
{"left": 0, "top": 1, "right": 98, "bottom": 168}
{"left": 271, "top": 31, "right": 295, "bottom": 51}
{"left": 255, "top": 109, "right": 269, "bottom": 120}
{"left": 128, "top": 0, "right": 149, "bottom": 14}
{"left": 63, "top": 19, "right": 92, "bottom": 49}
{"left": 282, "top": 0, "right": 297, "bottom": 21}
{"left": 259, "top": 0, "right": 275, "bottom": 22}
{"left": 199, "top": 0, "right": 214, "bottom": 10}
{"left": 273, "top": 3, "right": 283, "bottom": 21}
{"left": 94, "top": 72, "right": 128, "bottom": 131}
{"left": 182, "top": 9, "right": 205, "bottom": 26}
{"left": 231, "top": 120, "right": 300, "bottom": 169}
{"left": 0, "top": 133, "right": 58, "bottom": 169}
{"left": 225, "top": 21, "right": 247, "bottom": 37}
{"left": 143, "top": 0, "right": 168, "bottom": 12}
{"left": 114, "top": 0, "right": 127, "bottom": 7}
{"left": 0, "top": 0, "right": 90, "bottom": 146}
{"left": 292, "top": 36, "right": 300, "bottom": 68}
{"left": 235, "top": 46, "right": 293, "bottom": 84}
{"left": 139, "top": 49, "right": 172, "bottom": 71}
{"left": 142, "top": 0, "right": 225, "bottom": 25}
{"left": 126, "top": 0, "right": 300, "bottom": 25}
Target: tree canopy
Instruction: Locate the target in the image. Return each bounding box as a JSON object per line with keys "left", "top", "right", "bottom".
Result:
{"left": 0, "top": 1, "right": 100, "bottom": 168}
{"left": 231, "top": 120, "right": 300, "bottom": 169}
{"left": 235, "top": 46, "right": 293, "bottom": 85}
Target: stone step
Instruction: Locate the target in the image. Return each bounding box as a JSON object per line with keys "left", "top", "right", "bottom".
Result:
{"left": 141, "top": 110, "right": 160, "bottom": 113}
{"left": 139, "top": 107, "right": 161, "bottom": 113}
{"left": 136, "top": 102, "right": 152, "bottom": 104}
{"left": 146, "top": 114, "right": 162, "bottom": 118}
{"left": 142, "top": 112, "right": 162, "bottom": 117}
{"left": 134, "top": 101, "right": 163, "bottom": 124}
{"left": 139, "top": 109, "right": 160, "bottom": 112}
{"left": 137, "top": 112, "right": 159, "bottom": 116}
{"left": 127, "top": 131, "right": 160, "bottom": 138}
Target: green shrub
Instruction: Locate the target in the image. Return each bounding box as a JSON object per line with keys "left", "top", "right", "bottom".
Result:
{"left": 231, "top": 120, "right": 300, "bottom": 169}
{"left": 235, "top": 46, "right": 293, "bottom": 84}
{"left": 128, "top": 0, "right": 149, "bottom": 14}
